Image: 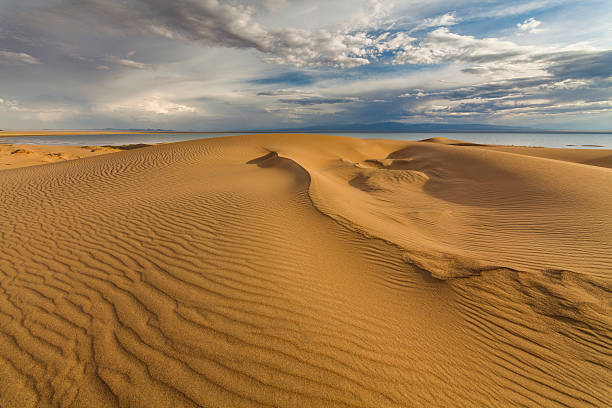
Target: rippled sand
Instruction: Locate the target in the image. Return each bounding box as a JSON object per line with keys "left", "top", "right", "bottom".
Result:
{"left": 0, "top": 134, "right": 610, "bottom": 407}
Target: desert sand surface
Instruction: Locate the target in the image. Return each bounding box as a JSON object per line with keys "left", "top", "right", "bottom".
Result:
{"left": 0, "top": 134, "right": 610, "bottom": 407}
{"left": 0, "top": 144, "right": 124, "bottom": 170}
{"left": 421, "top": 136, "right": 612, "bottom": 169}
{"left": 480, "top": 145, "right": 612, "bottom": 169}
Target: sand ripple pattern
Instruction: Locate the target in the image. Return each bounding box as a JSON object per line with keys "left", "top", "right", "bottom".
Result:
{"left": 1, "top": 135, "right": 611, "bottom": 407}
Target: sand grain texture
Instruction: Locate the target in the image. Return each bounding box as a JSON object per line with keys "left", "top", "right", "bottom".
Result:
{"left": 0, "top": 134, "right": 610, "bottom": 407}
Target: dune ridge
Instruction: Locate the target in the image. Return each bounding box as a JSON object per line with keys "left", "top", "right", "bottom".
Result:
{"left": 0, "top": 134, "right": 610, "bottom": 407}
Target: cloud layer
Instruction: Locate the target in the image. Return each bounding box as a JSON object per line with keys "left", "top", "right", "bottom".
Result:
{"left": 0, "top": 0, "right": 610, "bottom": 130}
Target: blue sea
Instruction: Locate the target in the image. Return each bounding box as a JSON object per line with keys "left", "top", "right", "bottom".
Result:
{"left": 1, "top": 132, "right": 611, "bottom": 149}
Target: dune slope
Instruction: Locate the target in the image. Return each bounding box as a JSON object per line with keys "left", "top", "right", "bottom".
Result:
{"left": 0, "top": 134, "right": 610, "bottom": 407}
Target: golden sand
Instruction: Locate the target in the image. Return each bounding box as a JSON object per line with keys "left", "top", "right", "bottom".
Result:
{"left": 0, "top": 144, "right": 123, "bottom": 170}
{"left": 0, "top": 134, "right": 610, "bottom": 407}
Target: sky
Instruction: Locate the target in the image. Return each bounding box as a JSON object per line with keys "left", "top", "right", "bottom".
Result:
{"left": 0, "top": 0, "right": 611, "bottom": 131}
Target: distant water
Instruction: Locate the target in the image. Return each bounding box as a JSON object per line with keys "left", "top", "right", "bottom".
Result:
{"left": 0, "top": 133, "right": 235, "bottom": 146}
{"left": 1, "top": 132, "right": 611, "bottom": 149}
{"left": 332, "top": 132, "right": 612, "bottom": 149}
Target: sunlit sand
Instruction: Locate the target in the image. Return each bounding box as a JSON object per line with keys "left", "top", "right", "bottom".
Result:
{"left": 0, "top": 134, "right": 610, "bottom": 407}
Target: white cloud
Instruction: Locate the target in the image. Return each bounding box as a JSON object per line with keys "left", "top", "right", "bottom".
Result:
{"left": 100, "top": 95, "right": 197, "bottom": 115}
{"left": 348, "top": 0, "right": 394, "bottom": 30}
{"left": 0, "top": 97, "right": 78, "bottom": 121}
{"left": 262, "top": 29, "right": 370, "bottom": 68}
{"left": 390, "top": 27, "right": 562, "bottom": 79}
{"left": 0, "top": 97, "right": 21, "bottom": 111}
{"left": 0, "top": 50, "right": 40, "bottom": 64}
{"left": 538, "top": 78, "right": 589, "bottom": 90}
{"left": 517, "top": 17, "right": 542, "bottom": 33}
{"left": 469, "top": 1, "right": 561, "bottom": 19}
{"left": 257, "top": 89, "right": 316, "bottom": 96}
{"left": 413, "top": 12, "right": 459, "bottom": 31}
{"left": 394, "top": 28, "right": 534, "bottom": 64}
{"left": 107, "top": 55, "right": 152, "bottom": 69}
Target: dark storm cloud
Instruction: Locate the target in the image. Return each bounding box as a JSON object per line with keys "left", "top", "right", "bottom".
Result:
{"left": 6, "top": 0, "right": 407, "bottom": 68}
{"left": 390, "top": 74, "right": 612, "bottom": 122}
{"left": 544, "top": 51, "right": 612, "bottom": 79}
{"left": 26, "top": 0, "right": 265, "bottom": 48}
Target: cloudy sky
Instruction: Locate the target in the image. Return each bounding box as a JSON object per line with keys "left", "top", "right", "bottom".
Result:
{"left": 1, "top": 0, "right": 611, "bottom": 130}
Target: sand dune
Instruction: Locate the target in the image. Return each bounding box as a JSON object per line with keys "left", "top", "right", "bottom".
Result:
{"left": 478, "top": 144, "right": 612, "bottom": 169}
{"left": 0, "top": 144, "right": 122, "bottom": 170}
{"left": 0, "top": 134, "right": 610, "bottom": 407}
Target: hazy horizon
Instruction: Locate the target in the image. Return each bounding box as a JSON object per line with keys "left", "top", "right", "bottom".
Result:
{"left": 2, "top": 125, "right": 612, "bottom": 133}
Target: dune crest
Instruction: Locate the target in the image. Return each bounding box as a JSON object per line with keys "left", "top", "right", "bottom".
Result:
{"left": 1, "top": 134, "right": 610, "bottom": 407}
{"left": 419, "top": 136, "right": 482, "bottom": 146}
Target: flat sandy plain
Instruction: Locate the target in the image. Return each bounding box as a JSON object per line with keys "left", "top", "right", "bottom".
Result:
{"left": 0, "top": 134, "right": 610, "bottom": 407}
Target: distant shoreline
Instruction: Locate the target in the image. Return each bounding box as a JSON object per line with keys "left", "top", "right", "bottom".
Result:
{"left": 2, "top": 129, "right": 611, "bottom": 137}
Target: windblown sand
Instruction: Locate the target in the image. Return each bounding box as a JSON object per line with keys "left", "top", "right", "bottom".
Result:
{"left": 0, "top": 134, "right": 610, "bottom": 407}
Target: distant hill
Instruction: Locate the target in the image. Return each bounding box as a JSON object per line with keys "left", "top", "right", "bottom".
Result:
{"left": 100, "top": 128, "right": 175, "bottom": 132}
{"left": 272, "top": 122, "right": 535, "bottom": 133}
